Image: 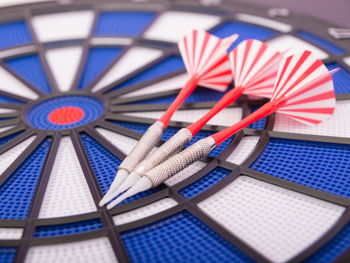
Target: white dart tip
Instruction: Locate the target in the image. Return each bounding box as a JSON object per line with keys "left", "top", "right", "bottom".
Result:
{"left": 100, "top": 171, "right": 142, "bottom": 206}
{"left": 99, "top": 169, "right": 129, "bottom": 207}
{"left": 107, "top": 176, "right": 153, "bottom": 209}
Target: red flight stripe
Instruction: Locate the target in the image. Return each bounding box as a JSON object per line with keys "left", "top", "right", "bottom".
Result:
{"left": 279, "top": 107, "right": 334, "bottom": 114}
{"left": 282, "top": 113, "right": 321, "bottom": 124}
{"left": 273, "top": 55, "right": 292, "bottom": 98}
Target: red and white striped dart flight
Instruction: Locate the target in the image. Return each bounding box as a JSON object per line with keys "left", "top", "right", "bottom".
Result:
{"left": 100, "top": 39, "right": 283, "bottom": 206}
{"left": 100, "top": 30, "right": 238, "bottom": 206}
{"left": 106, "top": 49, "right": 338, "bottom": 208}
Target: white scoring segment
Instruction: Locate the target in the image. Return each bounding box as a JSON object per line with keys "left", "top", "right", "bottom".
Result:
{"left": 344, "top": 56, "right": 350, "bottom": 67}
{"left": 25, "top": 237, "right": 117, "bottom": 263}
{"left": 32, "top": 11, "right": 94, "bottom": 43}
{"left": 0, "top": 136, "right": 36, "bottom": 179}
{"left": 144, "top": 11, "right": 221, "bottom": 43}
{"left": 0, "top": 66, "right": 38, "bottom": 100}
{"left": 113, "top": 198, "right": 177, "bottom": 226}
{"left": 235, "top": 13, "right": 293, "bottom": 33}
{"left": 0, "top": 125, "right": 15, "bottom": 134}
{"left": 92, "top": 47, "right": 163, "bottom": 93}
{"left": 46, "top": 46, "right": 83, "bottom": 92}
{"left": 122, "top": 107, "right": 242, "bottom": 127}
{"left": 0, "top": 227, "right": 23, "bottom": 239}
{"left": 198, "top": 176, "right": 345, "bottom": 263}
{"left": 119, "top": 74, "right": 188, "bottom": 99}
{"left": 267, "top": 35, "right": 329, "bottom": 60}
{"left": 165, "top": 161, "right": 207, "bottom": 186}
{"left": 225, "top": 136, "right": 260, "bottom": 165}
{"left": 0, "top": 108, "right": 17, "bottom": 114}
{"left": 96, "top": 127, "right": 139, "bottom": 155}
{"left": 39, "top": 137, "right": 96, "bottom": 218}
{"left": 274, "top": 100, "right": 350, "bottom": 138}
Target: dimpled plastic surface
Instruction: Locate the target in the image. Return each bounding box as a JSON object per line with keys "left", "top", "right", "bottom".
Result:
{"left": 111, "top": 121, "right": 231, "bottom": 157}
{"left": 0, "top": 95, "right": 22, "bottom": 104}
{"left": 5, "top": 54, "right": 51, "bottom": 94}
{"left": 250, "top": 138, "right": 350, "bottom": 198}
{"left": 78, "top": 47, "right": 122, "bottom": 90}
{"left": 249, "top": 107, "right": 267, "bottom": 129}
{"left": 112, "top": 56, "right": 184, "bottom": 91}
{"left": 180, "top": 166, "right": 231, "bottom": 199}
{"left": 0, "top": 228, "right": 23, "bottom": 239}
{"left": 165, "top": 161, "right": 207, "bottom": 186}
{"left": 80, "top": 133, "right": 158, "bottom": 205}
{"left": 225, "top": 136, "right": 260, "bottom": 165}
{"left": 198, "top": 176, "right": 345, "bottom": 263}
{"left": 210, "top": 21, "right": 276, "bottom": 50}
{"left": 326, "top": 63, "right": 350, "bottom": 94}
{"left": 298, "top": 31, "right": 345, "bottom": 55}
{"left": 27, "top": 95, "right": 104, "bottom": 130}
{"left": 0, "top": 247, "right": 16, "bottom": 263}
{"left": 0, "top": 21, "right": 32, "bottom": 50}
{"left": 121, "top": 211, "right": 254, "bottom": 263}
{"left": 25, "top": 237, "right": 116, "bottom": 263}
{"left": 95, "top": 11, "right": 155, "bottom": 36}
{"left": 0, "top": 138, "right": 51, "bottom": 219}
{"left": 305, "top": 222, "right": 350, "bottom": 263}
{"left": 34, "top": 218, "right": 103, "bottom": 237}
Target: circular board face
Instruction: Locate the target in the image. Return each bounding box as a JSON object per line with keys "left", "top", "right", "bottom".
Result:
{"left": 0, "top": 0, "right": 349, "bottom": 262}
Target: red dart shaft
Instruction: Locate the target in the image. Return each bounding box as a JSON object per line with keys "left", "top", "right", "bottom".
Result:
{"left": 158, "top": 75, "right": 199, "bottom": 127}
{"left": 187, "top": 87, "right": 244, "bottom": 135}
{"left": 211, "top": 100, "right": 280, "bottom": 146}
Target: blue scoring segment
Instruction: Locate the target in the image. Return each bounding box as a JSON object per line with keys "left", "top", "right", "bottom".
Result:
{"left": 26, "top": 95, "right": 104, "bottom": 130}
{"left": 250, "top": 138, "right": 350, "bottom": 198}
{"left": 110, "top": 121, "right": 232, "bottom": 158}
{"left": 0, "top": 94, "right": 23, "bottom": 104}
{"left": 180, "top": 167, "right": 231, "bottom": 199}
{"left": 80, "top": 133, "right": 158, "bottom": 205}
{"left": 210, "top": 21, "right": 276, "bottom": 50}
{"left": 298, "top": 31, "right": 345, "bottom": 56}
{"left": 326, "top": 63, "right": 350, "bottom": 94}
{"left": 0, "top": 247, "right": 16, "bottom": 263}
{"left": 95, "top": 11, "right": 155, "bottom": 37}
{"left": 5, "top": 55, "right": 51, "bottom": 94}
{"left": 0, "top": 21, "right": 32, "bottom": 50}
{"left": 249, "top": 106, "right": 266, "bottom": 130}
{"left": 121, "top": 211, "right": 254, "bottom": 263}
{"left": 110, "top": 56, "right": 185, "bottom": 92}
{"left": 0, "top": 132, "right": 22, "bottom": 147}
{"left": 34, "top": 218, "right": 103, "bottom": 238}
{"left": 78, "top": 47, "right": 122, "bottom": 90}
{"left": 0, "top": 137, "right": 51, "bottom": 219}
{"left": 305, "top": 222, "right": 350, "bottom": 263}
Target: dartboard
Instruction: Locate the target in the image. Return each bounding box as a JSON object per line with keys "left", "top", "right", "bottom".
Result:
{"left": 0, "top": 0, "right": 349, "bottom": 262}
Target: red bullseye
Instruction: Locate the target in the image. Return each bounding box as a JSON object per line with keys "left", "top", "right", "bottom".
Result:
{"left": 48, "top": 106, "right": 84, "bottom": 125}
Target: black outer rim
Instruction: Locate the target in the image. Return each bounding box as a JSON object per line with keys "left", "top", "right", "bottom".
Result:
{"left": 0, "top": 0, "right": 347, "bottom": 263}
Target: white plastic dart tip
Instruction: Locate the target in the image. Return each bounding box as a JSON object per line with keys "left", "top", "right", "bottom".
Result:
{"left": 99, "top": 169, "right": 129, "bottom": 207}
{"left": 100, "top": 171, "right": 142, "bottom": 206}
{"left": 107, "top": 176, "right": 152, "bottom": 209}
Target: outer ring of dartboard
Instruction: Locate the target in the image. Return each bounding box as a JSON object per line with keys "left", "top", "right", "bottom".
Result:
{"left": 0, "top": 1, "right": 349, "bottom": 263}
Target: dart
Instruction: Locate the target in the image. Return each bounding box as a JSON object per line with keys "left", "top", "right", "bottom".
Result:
{"left": 106, "top": 50, "right": 338, "bottom": 208}
{"left": 100, "top": 39, "right": 283, "bottom": 205}
{"left": 99, "top": 30, "right": 238, "bottom": 206}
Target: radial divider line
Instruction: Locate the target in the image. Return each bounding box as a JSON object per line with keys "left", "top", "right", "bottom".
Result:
{"left": 336, "top": 93, "right": 350, "bottom": 101}
{"left": 98, "top": 50, "right": 179, "bottom": 96}
{"left": 70, "top": 130, "right": 130, "bottom": 263}
{"left": 70, "top": 4, "right": 100, "bottom": 91}
{"left": 14, "top": 133, "right": 59, "bottom": 263}
{"left": 24, "top": 10, "right": 60, "bottom": 94}
{"left": 107, "top": 67, "right": 186, "bottom": 99}
{"left": 0, "top": 89, "right": 31, "bottom": 104}
{"left": 0, "top": 124, "right": 26, "bottom": 139}
{"left": 0, "top": 103, "right": 23, "bottom": 110}
{"left": 0, "top": 128, "right": 35, "bottom": 155}
{"left": 0, "top": 111, "right": 19, "bottom": 119}
{"left": 111, "top": 88, "right": 182, "bottom": 105}
{"left": 290, "top": 207, "right": 350, "bottom": 263}
{"left": 0, "top": 61, "right": 45, "bottom": 98}
{"left": 105, "top": 113, "right": 228, "bottom": 133}
{"left": 0, "top": 131, "right": 46, "bottom": 189}
{"left": 241, "top": 167, "right": 350, "bottom": 207}
{"left": 170, "top": 189, "right": 271, "bottom": 263}
{"left": 85, "top": 125, "right": 126, "bottom": 161}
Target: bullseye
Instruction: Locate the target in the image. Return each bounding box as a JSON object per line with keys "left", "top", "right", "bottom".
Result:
{"left": 48, "top": 106, "right": 84, "bottom": 125}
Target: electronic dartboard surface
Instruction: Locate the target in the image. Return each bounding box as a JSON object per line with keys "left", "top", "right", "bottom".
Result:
{"left": 0, "top": 0, "right": 349, "bottom": 262}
